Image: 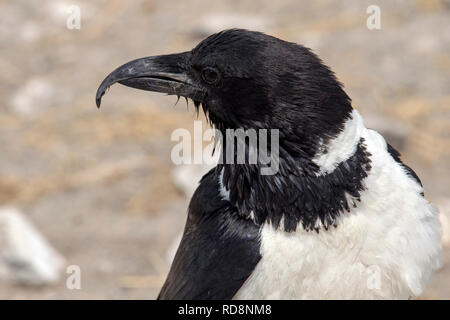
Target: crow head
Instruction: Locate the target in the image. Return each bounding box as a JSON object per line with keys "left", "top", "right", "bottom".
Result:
{"left": 96, "top": 29, "right": 369, "bottom": 231}
{"left": 96, "top": 29, "right": 352, "bottom": 157}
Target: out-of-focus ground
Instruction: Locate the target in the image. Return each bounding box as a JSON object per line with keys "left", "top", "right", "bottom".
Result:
{"left": 0, "top": 0, "right": 449, "bottom": 299}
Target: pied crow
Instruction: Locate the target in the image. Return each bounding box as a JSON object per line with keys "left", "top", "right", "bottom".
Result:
{"left": 96, "top": 29, "right": 442, "bottom": 299}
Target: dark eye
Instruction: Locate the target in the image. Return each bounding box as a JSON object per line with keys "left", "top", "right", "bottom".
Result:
{"left": 201, "top": 67, "right": 220, "bottom": 85}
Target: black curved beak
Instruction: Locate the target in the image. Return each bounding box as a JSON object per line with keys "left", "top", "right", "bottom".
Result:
{"left": 96, "top": 52, "right": 205, "bottom": 108}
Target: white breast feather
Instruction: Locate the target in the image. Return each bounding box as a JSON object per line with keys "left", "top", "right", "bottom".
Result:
{"left": 233, "top": 110, "right": 442, "bottom": 300}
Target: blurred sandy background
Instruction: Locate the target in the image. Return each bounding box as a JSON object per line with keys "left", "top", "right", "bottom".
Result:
{"left": 0, "top": 0, "right": 449, "bottom": 299}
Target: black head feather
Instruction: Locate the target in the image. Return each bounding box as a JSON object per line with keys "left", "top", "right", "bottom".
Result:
{"left": 188, "top": 29, "right": 353, "bottom": 157}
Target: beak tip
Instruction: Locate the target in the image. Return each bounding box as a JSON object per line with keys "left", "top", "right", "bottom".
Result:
{"left": 95, "top": 86, "right": 106, "bottom": 108}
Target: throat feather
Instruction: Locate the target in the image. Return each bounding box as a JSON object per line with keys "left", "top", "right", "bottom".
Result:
{"left": 218, "top": 138, "right": 371, "bottom": 232}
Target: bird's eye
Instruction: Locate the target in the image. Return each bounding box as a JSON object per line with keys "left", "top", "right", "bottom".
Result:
{"left": 201, "top": 67, "right": 220, "bottom": 85}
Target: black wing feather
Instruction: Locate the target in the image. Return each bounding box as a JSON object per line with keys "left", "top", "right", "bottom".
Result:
{"left": 158, "top": 169, "right": 261, "bottom": 300}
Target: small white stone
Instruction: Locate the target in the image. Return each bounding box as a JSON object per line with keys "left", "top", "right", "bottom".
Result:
{"left": 9, "top": 78, "right": 53, "bottom": 116}
{"left": 0, "top": 207, "right": 65, "bottom": 286}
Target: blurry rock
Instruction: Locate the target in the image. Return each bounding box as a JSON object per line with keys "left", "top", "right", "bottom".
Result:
{"left": 192, "top": 13, "right": 271, "bottom": 37}
{"left": 9, "top": 78, "right": 53, "bottom": 116}
{"left": 172, "top": 164, "right": 214, "bottom": 198}
{"left": 0, "top": 207, "right": 65, "bottom": 286}
{"left": 171, "top": 152, "right": 217, "bottom": 198}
